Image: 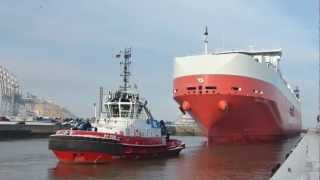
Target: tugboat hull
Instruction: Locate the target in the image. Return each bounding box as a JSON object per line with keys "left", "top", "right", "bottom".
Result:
{"left": 49, "top": 135, "right": 123, "bottom": 163}
{"left": 52, "top": 150, "right": 114, "bottom": 163}
{"left": 49, "top": 130, "right": 185, "bottom": 163}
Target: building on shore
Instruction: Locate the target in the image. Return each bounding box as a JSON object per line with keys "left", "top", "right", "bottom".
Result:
{"left": 21, "top": 93, "right": 76, "bottom": 120}
{"left": 167, "top": 114, "right": 204, "bottom": 136}
{"left": 0, "top": 64, "right": 76, "bottom": 121}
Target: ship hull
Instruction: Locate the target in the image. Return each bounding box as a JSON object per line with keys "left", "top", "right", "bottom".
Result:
{"left": 49, "top": 130, "right": 185, "bottom": 163}
{"left": 174, "top": 74, "right": 301, "bottom": 144}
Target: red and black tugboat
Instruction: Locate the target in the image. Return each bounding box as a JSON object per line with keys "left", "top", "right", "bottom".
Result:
{"left": 49, "top": 48, "right": 185, "bottom": 163}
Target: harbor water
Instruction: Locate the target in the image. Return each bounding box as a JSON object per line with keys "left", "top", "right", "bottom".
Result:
{"left": 0, "top": 136, "right": 300, "bottom": 180}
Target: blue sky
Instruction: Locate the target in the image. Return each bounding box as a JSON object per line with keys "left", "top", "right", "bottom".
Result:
{"left": 0, "top": 0, "right": 318, "bottom": 127}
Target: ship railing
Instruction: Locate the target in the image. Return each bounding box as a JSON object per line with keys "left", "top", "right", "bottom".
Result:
{"left": 278, "top": 73, "right": 300, "bottom": 101}
{"left": 100, "top": 117, "right": 150, "bottom": 125}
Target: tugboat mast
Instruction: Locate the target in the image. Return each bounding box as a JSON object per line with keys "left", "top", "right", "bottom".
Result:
{"left": 117, "top": 48, "right": 132, "bottom": 92}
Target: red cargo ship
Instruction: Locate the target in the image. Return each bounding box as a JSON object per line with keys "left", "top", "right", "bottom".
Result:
{"left": 173, "top": 29, "right": 301, "bottom": 144}
{"left": 49, "top": 48, "right": 184, "bottom": 163}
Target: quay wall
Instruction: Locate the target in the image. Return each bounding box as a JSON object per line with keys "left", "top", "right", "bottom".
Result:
{"left": 0, "top": 123, "right": 60, "bottom": 140}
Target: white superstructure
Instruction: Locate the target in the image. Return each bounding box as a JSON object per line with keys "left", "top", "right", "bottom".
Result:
{"left": 174, "top": 50, "right": 300, "bottom": 109}
{"left": 94, "top": 90, "right": 162, "bottom": 137}
{"left": 92, "top": 48, "right": 163, "bottom": 138}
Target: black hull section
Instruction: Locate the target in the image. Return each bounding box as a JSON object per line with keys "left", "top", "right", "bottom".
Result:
{"left": 49, "top": 135, "right": 123, "bottom": 155}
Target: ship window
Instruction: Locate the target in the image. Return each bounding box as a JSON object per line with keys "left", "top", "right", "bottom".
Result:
{"left": 136, "top": 105, "right": 143, "bottom": 118}
{"left": 121, "top": 104, "right": 131, "bottom": 117}
{"left": 129, "top": 104, "right": 135, "bottom": 118}
{"left": 105, "top": 104, "right": 111, "bottom": 117}
{"left": 187, "top": 87, "right": 196, "bottom": 90}
{"left": 231, "top": 86, "right": 241, "bottom": 91}
{"left": 121, "top": 104, "right": 130, "bottom": 111}
{"left": 198, "top": 86, "right": 202, "bottom": 90}
{"left": 110, "top": 104, "right": 120, "bottom": 117}
{"left": 205, "top": 86, "right": 216, "bottom": 90}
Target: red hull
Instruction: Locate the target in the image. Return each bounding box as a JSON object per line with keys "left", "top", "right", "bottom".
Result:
{"left": 174, "top": 74, "right": 301, "bottom": 144}
{"left": 49, "top": 130, "right": 185, "bottom": 163}
{"left": 52, "top": 146, "right": 183, "bottom": 163}
{"left": 53, "top": 150, "right": 114, "bottom": 163}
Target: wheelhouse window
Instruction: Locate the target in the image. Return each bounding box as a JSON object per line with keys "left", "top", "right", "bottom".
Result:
{"left": 129, "top": 104, "right": 135, "bottom": 118}
{"left": 110, "top": 104, "right": 120, "bottom": 117}
{"left": 105, "top": 104, "right": 111, "bottom": 118}
{"left": 120, "top": 104, "right": 131, "bottom": 117}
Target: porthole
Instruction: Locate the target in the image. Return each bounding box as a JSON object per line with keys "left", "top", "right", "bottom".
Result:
{"left": 187, "top": 87, "right": 196, "bottom": 90}
{"left": 231, "top": 86, "right": 241, "bottom": 91}
{"left": 205, "top": 86, "right": 217, "bottom": 90}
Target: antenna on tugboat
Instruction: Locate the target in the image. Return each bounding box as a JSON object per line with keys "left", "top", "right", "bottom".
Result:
{"left": 115, "top": 48, "right": 132, "bottom": 92}
{"left": 93, "top": 103, "right": 97, "bottom": 121}
{"left": 204, "top": 26, "right": 209, "bottom": 55}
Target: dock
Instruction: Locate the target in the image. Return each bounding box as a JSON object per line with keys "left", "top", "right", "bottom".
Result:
{"left": 0, "top": 122, "right": 60, "bottom": 139}
{"left": 271, "top": 128, "right": 320, "bottom": 180}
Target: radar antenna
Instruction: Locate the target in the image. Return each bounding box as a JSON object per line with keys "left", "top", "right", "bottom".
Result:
{"left": 318, "top": 2, "right": 320, "bottom": 128}
{"left": 115, "top": 48, "right": 132, "bottom": 92}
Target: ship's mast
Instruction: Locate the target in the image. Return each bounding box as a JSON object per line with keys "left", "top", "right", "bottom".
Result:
{"left": 204, "top": 26, "right": 209, "bottom": 55}
{"left": 318, "top": 2, "right": 320, "bottom": 127}
{"left": 118, "top": 48, "right": 132, "bottom": 92}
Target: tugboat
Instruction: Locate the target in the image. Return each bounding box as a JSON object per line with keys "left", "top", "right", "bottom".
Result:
{"left": 49, "top": 48, "right": 185, "bottom": 163}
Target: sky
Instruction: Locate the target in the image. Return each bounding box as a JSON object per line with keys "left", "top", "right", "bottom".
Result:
{"left": 0, "top": 0, "right": 318, "bottom": 128}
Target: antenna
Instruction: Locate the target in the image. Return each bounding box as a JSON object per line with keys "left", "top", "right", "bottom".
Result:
{"left": 318, "top": 0, "right": 320, "bottom": 127}
{"left": 117, "top": 48, "right": 132, "bottom": 92}
{"left": 93, "top": 103, "right": 97, "bottom": 120}
{"left": 204, "top": 26, "right": 208, "bottom": 55}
